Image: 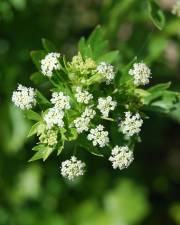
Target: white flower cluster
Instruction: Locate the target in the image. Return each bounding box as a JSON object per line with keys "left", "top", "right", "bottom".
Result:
{"left": 41, "top": 52, "right": 60, "bottom": 77}
{"left": 96, "top": 62, "right": 115, "bottom": 84}
{"left": 109, "top": 145, "right": 134, "bottom": 170}
{"left": 82, "top": 107, "right": 96, "bottom": 119}
{"left": 44, "top": 107, "right": 64, "bottom": 129}
{"left": 74, "top": 107, "right": 96, "bottom": 133}
{"left": 61, "top": 156, "right": 86, "bottom": 180}
{"left": 44, "top": 92, "right": 71, "bottom": 129}
{"left": 87, "top": 124, "right": 109, "bottom": 147}
{"left": 129, "top": 62, "right": 151, "bottom": 86}
{"left": 12, "top": 84, "right": 36, "bottom": 110}
{"left": 172, "top": 0, "right": 180, "bottom": 17}
{"left": 97, "top": 96, "right": 117, "bottom": 117}
{"left": 120, "top": 111, "right": 143, "bottom": 136}
{"left": 51, "top": 92, "right": 70, "bottom": 110}
{"left": 75, "top": 87, "right": 93, "bottom": 104}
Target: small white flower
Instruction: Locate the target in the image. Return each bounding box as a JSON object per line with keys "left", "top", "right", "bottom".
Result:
{"left": 120, "top": 111, "right": 143, "bottom": 136}
{"left": 75, "top": 87, "right": 93, "bottom": 104}
{"left": 96, "top": 62, "right": 115, "bottom": 84}
{"left": 109, "top": 145, "right": 134, "bottom": 170}
{"left": 61, "top": 156, "right": 86, "bottom": 180}
{"left": 97, "top": 96, "right": 117, "bottom": 117}
{"left": 12, "top": 84, "right": 36, "bottom": 110}
{"left": 74, "top": 117, "right": 90, "bottom": 133}
{"left": 172, "top": 0, "right": 180, "bottom": 17}
{"left": 41, "top": 52, "right": 60, "bottom": 77}
{"left": 129, "top": 62, "right": 151, "bottom": 86}
{"left": 51, "top": 92, "right": 70, "bottom": 110}
{"left": 44, "top": 107, "right": 64, "bottom": 129}
{"left": 81, "top": 107, "right": 96, "bottom": 119}
{"left": 87, "top": 124, "right": 109, "bottom": 148}
{"left": 74, "top": 107, "right": 96, "bottom": 133}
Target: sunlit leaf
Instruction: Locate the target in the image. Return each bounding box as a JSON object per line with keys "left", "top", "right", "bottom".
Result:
{"left": 25, "top": 109, "right": 42, "bottom": 121}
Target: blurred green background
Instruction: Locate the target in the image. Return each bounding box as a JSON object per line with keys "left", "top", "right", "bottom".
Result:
{"left": 0, "top": 0, "right": 180, "bottom": 224}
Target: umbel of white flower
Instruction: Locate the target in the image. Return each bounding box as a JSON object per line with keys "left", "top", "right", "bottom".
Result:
{"left": 60, "top": 156, "right": 86, "bottom": 180}
{"left": 74, "top": 107, "right": 96, "bottom": 133}
{"left": 129, "top": 62, "right": 151, "bottom": 86}
{"left": 87, "top": 124, "right": 109, "bottom": 148}
{"left": 172, "top": 0, "right": 180, "bottom": 17}
{"left": 44, "top": 107, "right": 64, "bottom": 129}
{"left": 51, "top": 92, "right": 70, "bottom": 110}
{"left": 97, "top": 96, "right": 117, "bottom": 117}
{"left": 109, "top": 145, "right": 134, "bottom": 170}
{"left": 12, "top": 84, "right": 36, "bottom": 110}
{"left": 75, "top": 87, "right": 93, "bottom": 104}
{"left": 82, "top": 107, "right": 96, "bottom": 119}
{"left": 96, "top": 62, "right": 115, "bottom": 84}
{"left": 41, "top": 52, "right": 60, "bottom": 77}
{"left": 120, "top": 111, "right": 143, "bottom": 136}
{"left": 74, "top": 117, "right": 90, "bottom": 133}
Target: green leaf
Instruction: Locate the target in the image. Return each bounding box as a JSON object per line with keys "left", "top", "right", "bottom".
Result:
{"left": 150, "top": 91, "right": 179, "bottom": 113}
{"left": 29, "top": 149, "right": 44, "bottom": 162}
{"left": 27, "top": 121, "right": 42, "bottom": 137}
{"left": 78, "top": 37, "right": 86, "bottom": 56}
{"left": 78, "top": 135, "right": 103, "bottom": 157}
{"left": 36, "top": 90, "right": 51, "bottom": 107}
{"left": 78, "top": 37, "right": 93, "bottom": 58}
{"left": 148, "top": 0, "right": 165, "bottom": 30}
{"left": 60, "top": 127, "right": 67, "bottom": 140}
{"left": 170, "top": 102, "right": 180, "bottom": 123}
{"left": 117, "top": 57, "right": 137, "bottom": 86}
{"left": 97, "top": 50, "right": 119, "bottom": 64}
{"left": 87, "top": 26, "right": 108, "bottom": 59}
{"left": 57, "top": 128, "right": 67, "bottom": 155}
{"left": 67, "top": 128, "right": 78, "bottom": 141}
{"left": 78, "top": 26, "right": 109, "bottom": 60}
{"left": 88, "top": 25, "right": 104, "bottom": 47}
{"left": 93, "top": 40, "right": 108, "bottom": 60}
{"left": 57, "top": 141, "right": 64, "bottom": 155}
{"left": 43, "top": 147, "right": 54, "bottom": 161}
{"left": 25, "top": 110, "right": 42, "bottom": 121}
{"left": 32, "top": 144, "right": 46, "bottom": 151}
{"left": 143, "top": 82, "right": 171, "bottom": 104}
{"left": 41, "top": 38, "right": 56, "bottom": 52}
{"left": 30, "top": 72, "right": 47, "bottom": 85}
{"left": 29, "top": 146, "right": 53, "bottom": 162}
{"left": 30, "top": 50, "right": 46, "bottom": 70}
{"left": 148, "top": 82, "right": 171, "bottom": 92}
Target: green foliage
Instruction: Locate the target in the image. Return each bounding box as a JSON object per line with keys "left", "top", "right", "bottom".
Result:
{"left": 142, "top": 83, "right": 180, "bottom": 113}
{"left": 29, "top": 145, "right": 53, "bottom": 162}
{"left": 143, "top": 82, "right": 171, "bottom": 104}
{"left": 147, "top": 0, "right": 165, "bottom": 30}
{"left": 78, "top": 25, "right": 119, "bottom": 63}
{"left": 25, "top": 110, "right": 42, "bottom": 122}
